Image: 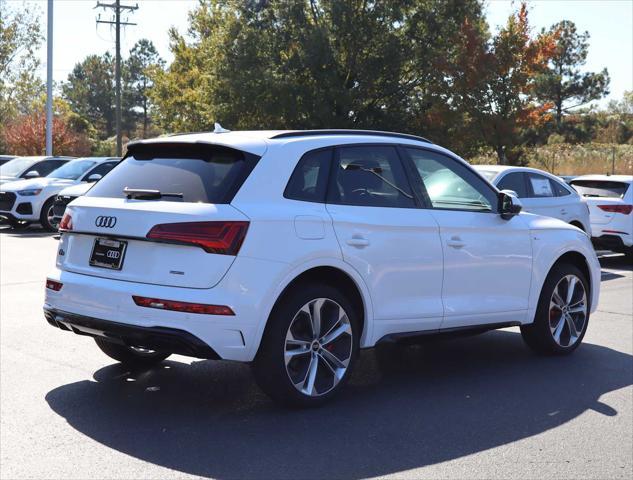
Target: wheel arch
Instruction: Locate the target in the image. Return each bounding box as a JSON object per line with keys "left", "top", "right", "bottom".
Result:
{"left": 545, "top": 250, "right": 593, "bottom": 307}
{"left": 253, "top": 261, "right": 373, "bottom": 358}
{"left": 569, "top": 220, "right": 585, "bottom": 232}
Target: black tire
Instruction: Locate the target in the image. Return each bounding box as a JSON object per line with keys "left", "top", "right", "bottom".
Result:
{"left": 94, "top": 337, "right": 170, "bottom": 368}
{"left": 6, "top": 218, "right": 30, "bottom": 230}
{"left": 252, "top": 283, "right": 360, "bottom": 407}
{"left": 521, "top": 263, "right": 590, "bottom": 355}
{"left": 39, "top": 197, "right": 57, "bottom": 231}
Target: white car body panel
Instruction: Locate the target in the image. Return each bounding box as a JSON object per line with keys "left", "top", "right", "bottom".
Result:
{"left": 44, "top": 131, "right": 601, "bottom": 362}
{"left": 571, "top": 175, "right": 632, "bottom": 249}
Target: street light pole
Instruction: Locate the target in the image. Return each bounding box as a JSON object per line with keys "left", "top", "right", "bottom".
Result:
{"left": 45, "top": 0, "right": 53, "bottom": 156}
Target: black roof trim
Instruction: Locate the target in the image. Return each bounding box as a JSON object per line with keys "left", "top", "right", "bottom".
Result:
{"left": 270, "top": 129, "right": 433, "bottom": 144}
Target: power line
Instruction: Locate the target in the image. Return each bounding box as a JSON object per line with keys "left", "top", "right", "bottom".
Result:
{"left": 95, "top": 1, "right": 138, "bottom": 156}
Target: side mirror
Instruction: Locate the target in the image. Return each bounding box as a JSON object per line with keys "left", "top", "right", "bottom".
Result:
{"left": 87, "top": 173, "right": 102, "bottom": 183}
{"left": 499, "top": 191, "right": 522, "bottom": 220}
{"left": 24, "top": 170, "right": 39, "bottom": 178}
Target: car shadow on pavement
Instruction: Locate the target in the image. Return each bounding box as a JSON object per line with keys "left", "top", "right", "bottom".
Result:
{"left": 0, "top": 225, "right": 56, "bottom": 237}
{"left": 45, "top": 330, "right": 632, "bottom": 479}
{"left": 599, "top": 253, "right": 632, "bottom": 272}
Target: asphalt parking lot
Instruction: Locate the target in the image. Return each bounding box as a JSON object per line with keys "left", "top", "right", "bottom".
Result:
{"left": 0, "top": 226, "right": 631, "bottom": 480}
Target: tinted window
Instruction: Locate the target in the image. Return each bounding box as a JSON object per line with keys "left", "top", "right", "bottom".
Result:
{"left": 284, "top": 149, "right": 331, "bottom": 202}
{"left": 27, "top": 160, "right": 65, "bottom": 177}
{"left": 327, "top": 146, "right": 415, "bottom": 208}
{"left": 87, "top": 148, "right": 256, "bottom": 204}
{"left": 84, "top": 161, "right": 118, "bottom": 180}
{"left": 570, "top": 180, "right": 630, "bottom": 199}
{"left": 551, "top": 178, "right": 572, "bottom": 197}
{"left": 497, "top": 172, "right": 528, "bottom": 198}
{"left": 527, "top": 173, "right": 555, "bottom": 198}
{"left": 405, "top": 148, "right": 498, "bottom": 212}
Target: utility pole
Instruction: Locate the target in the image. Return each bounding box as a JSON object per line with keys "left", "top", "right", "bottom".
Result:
{"left": 45, "top": 0, "right": 53, "bottom": 156}
{"left": 95, "top": 1, "right": 138, "bottom": 156}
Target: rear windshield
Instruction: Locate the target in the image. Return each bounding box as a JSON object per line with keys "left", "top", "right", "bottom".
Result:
{"left": 475, "top": 170, "right": 498, "bottom": 182}
{"left": 86, "top": 146, "right": 258, "bottom": 203}
{"left": 570, "top": 180, "right": 630, "bottom": 199}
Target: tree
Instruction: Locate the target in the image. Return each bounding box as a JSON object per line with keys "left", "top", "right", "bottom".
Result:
{"left": 62, "top": 53, "right": 116, "bottom": 139}
{"left": 448, "top": 3, "right": 557, "bottom": 164}
{"left": 150, "top": 0, "right": 485, "bottom": 137}
{"left": 535, "top": 20, "right": 610, "bottom": 129}
{"left": 0, "top": 2, "right": 44, "bottom": 148}
{"left": 1, "top": 100, "right": 92, "bottom": 156}
{"left": 124, "top": 39, "right": 165, "bottom": 138}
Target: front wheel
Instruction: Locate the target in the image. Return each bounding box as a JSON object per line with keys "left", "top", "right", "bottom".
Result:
{"left": 253, "top": 284, "right": 360, "bottom": 407}
{"left": 521, "top": 263, "right": 590, "bottom": 354}
{"left": 39, "top": 197, "right": 57, "bottom": 231}
{"left": 94, "top": 337, "right": 170, "bottom": 368}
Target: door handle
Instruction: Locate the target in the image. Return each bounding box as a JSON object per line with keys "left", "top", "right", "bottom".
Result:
{"left": 560, "top": 209, "right": 567, "bottom": 214}
{"left": 447, "top": 236, "right": 465, "bottom": 249}
{"left": 346, "top": 236, "right": 370, "bottom": 248}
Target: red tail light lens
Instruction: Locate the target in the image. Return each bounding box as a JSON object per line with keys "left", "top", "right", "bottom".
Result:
{"left": 597, "top": 204, "right": 633, "bottom": 215}
{"left": 59, "top": 213, "right": 73, "bottom": 231}
{"left": 132, "top": 295, "right": 235, "bottom": 315}
{"left": 146, "top": 221, "right": 249, "bottom": 255}
{"left": 46, "top": 279, "right": 63, "bottom": 291}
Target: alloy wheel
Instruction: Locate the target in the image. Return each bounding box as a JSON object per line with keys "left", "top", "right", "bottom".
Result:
{"left": 284, "top": 298, "right": 353, "bottom": 397}
{"left": 549, "top": 274, "right": 587, "bottom": 348}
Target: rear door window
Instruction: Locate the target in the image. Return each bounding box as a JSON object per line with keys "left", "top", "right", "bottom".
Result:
{"left": 327, "top": 145, "right": 415, "bottom": 208}
{"left": 527, "top": 173, "right": 555, "bottom": 198}
{"left": 87, "top": 145, "right": 259, "bottom": 203}
{"left": 570, "top": 180, "right": 630, "bottom": 199}
{"left": 497, "top": 172, "right": 528, "bottom": 198}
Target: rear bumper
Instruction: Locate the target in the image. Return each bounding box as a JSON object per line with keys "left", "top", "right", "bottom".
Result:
{"left": 44, "top": 307, "right": 220, "bottom": 359}
{"left": 44, "top": 256, "right": 290, "bottom": 362}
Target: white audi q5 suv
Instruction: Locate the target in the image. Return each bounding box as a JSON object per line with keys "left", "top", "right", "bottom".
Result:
{"left": 44, "top": 129, "right": 601, "bottom": 406}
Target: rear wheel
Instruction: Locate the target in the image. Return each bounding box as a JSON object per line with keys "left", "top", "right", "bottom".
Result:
{"left": 253, "top": 284, "right": 359, "bottom": 407}
{"left": 521, "top": 263, "right": 589, "bottom": 354}
{"left": 94, "top": 337, "right": 170, "bottom": 368}
{"left": 39, "top": 197, "right": 57, "bottom": 231}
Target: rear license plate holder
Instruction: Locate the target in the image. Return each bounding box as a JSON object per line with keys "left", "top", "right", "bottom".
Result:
{"left": 89, "top": 237, "right": 127, "bottom": 270}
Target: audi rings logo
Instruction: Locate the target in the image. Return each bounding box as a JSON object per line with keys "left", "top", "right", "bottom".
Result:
{"left": 95, "top": 216, "right": 117, "bottom": 228}
{"left": 106, "top": 250, "right": 120, "bottom": 259}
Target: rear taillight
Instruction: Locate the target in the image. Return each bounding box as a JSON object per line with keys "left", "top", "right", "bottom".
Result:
{"left": 146, "top": 221, "right": 249, "bottom": 255}
{"left": 597, "top": 204, "right": 633, "bottom": 215}
{"left": 59, "top": 213, "right": 73, "bottom": 231}
{"left": 132, "top": 295, "right": 235, "bottom": 315}
{"left": 46, "top": 279, "right": 63, "bottom": 291}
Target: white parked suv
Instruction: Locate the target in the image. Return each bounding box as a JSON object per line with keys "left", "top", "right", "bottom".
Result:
{"left": 0, "top": 157, "right": 118, "bottom": 231}
{"left": 44, "top": 130, "right": 600, "bottom": 406}
{"left": 475, "top": 166, "right": 591, "bottom": 234}
{"left": 570, "top": 175, "right": 633, "bottom": 257}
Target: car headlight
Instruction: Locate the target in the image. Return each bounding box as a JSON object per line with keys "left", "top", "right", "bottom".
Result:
{"left": 17, "top": 189, "right": 42, "bottom": 196}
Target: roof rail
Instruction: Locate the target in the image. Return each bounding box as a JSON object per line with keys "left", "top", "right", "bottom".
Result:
{"left": 270, "top": 129, "right": 432, "bottom": 144}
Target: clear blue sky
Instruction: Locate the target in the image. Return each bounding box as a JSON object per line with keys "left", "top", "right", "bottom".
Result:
{"left": 16, "top": 0, "right": 633, "bottom": 107}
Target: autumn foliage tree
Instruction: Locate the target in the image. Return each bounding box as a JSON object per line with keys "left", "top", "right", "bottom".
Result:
{"left": 2, "top": 107, "right": 91, "bottom": 156}
{"left": 447, "top": 3, "right": 557, "bottom": 164}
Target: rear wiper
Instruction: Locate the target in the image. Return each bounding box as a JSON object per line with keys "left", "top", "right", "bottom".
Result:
{"left": 123, "top": 187, "right": 184, "bottom": 200}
